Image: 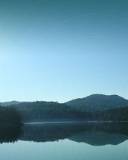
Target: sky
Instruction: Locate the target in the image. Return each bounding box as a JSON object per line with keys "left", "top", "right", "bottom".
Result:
{"left": 0, "top": 0, "right": 128, "bottom": 102}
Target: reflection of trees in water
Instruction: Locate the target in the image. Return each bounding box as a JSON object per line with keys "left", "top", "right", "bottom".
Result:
{"left": 21, "top": 123, "right": 128, "bottom": 146}
{"left": 0, "top": 107, "right": 22, "bottom": 143}
{"left": 21, "top": 123, "right": 87, "bottom": 142}
{"left": 1, "top": 109, "right": 128, "bottom": 146}
{"left": 69, "top": 123, "right": 128, "bottom": 146}
{"left": 0, "top": 125, "right": 22, "bottom": 143}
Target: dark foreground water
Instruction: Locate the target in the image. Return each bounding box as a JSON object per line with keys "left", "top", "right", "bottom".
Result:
{"left": 0, "top": 122, "right": 128, "bottom": 160}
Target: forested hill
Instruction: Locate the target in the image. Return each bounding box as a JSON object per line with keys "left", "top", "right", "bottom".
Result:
{"left": 1, "top": 94, "right": 128, "bottom": 122}
{"left": 66, "top": 94, "right": 128, "bottom": 112}
{"left": 5, "top": 101, "right": 86, "bottom": 122}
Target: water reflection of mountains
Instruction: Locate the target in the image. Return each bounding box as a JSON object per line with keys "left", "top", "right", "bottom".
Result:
{"left": 1, "top": 122, "right": 128, "bottom": 146}
{"left": 20, "top": 123, "right": 128, "bottom": 146}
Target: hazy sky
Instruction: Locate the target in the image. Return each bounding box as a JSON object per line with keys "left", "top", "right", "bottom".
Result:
{"left": 0, "top": 0, "right": 128, "bottom": 102}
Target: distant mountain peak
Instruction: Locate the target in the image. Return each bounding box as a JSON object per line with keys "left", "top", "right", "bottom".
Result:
{"left": 85, "top": 94, "right": 127, "bottom": 101}
{"left": 0, "top": 101, "right": 20, "bottom": 106}
{"left": 66, "top": 94, "right": 128, "bottom": 112}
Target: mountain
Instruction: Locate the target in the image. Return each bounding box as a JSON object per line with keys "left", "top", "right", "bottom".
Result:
{"left": 1, "top": 94, "right": 128, "bottom": 122}
{"left": 0, "top": 101, "right": 20, "bottom": 107}
{"left": 66, "top": 94, "right": 128, "bottom": 112}
{"left": 1, "top": 101, "right": 87, "bottom": 122}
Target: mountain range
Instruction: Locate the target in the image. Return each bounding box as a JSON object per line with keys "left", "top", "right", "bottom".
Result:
{"left": 1, "top": 94, "right": 128, "bottom": 111}
{"left": 0, "top": 94, "right": 128, "bottom": 122}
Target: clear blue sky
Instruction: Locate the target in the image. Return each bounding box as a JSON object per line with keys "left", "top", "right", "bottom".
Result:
{"left": 0, "top": 0, "right": 128, "bottom": 102}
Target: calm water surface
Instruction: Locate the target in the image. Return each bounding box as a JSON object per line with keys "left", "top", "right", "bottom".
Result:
{"left": 0, "top": 122, "right": 128, "bottom": 160}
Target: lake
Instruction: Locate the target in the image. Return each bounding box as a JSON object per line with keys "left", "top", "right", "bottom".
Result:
{"left": 0, "top": 122, "right": 128, "bottom": 160}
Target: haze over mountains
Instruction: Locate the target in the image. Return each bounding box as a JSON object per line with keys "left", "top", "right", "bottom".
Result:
{"left": 0, "top": 101, "right": 20, "bottom": 107}
{"left": 1, "top": 94, "right": 128, "bottom": 111}
{"left": 0, "top": 94, "right": 128, "bottom": 122}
